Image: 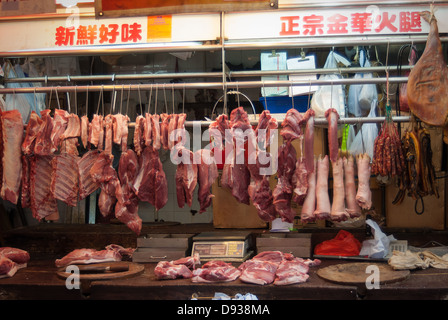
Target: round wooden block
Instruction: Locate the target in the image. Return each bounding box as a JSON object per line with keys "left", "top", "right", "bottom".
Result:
{"left": 57, "top": 261, "right": 145, "bottom": 281}
{"left": 317, "top": 262, "right": 410, "bottom": 285}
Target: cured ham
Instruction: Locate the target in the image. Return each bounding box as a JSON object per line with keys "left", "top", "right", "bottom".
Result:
{"left": 313, "top": 155, "right": 331, "bottom": 220}
{"left": 1, "top": 110, "right": 24, "bottom": 204}
{"left": 50, "top": 153, "right": 79, "bottom": 207}
{"left": 407, "top": 9, "right": 448, "bottom": 129}
{"left": 195, "top": 148, "right": 219, "bottom": 213}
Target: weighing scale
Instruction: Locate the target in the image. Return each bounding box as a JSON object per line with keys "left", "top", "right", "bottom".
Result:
{"left": 191, "top": 231, "right": 254, "bottom": 262}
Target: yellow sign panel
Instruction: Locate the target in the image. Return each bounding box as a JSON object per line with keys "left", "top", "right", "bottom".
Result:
{"left": 147, "top": 15, "right": 172, "bottom": 42}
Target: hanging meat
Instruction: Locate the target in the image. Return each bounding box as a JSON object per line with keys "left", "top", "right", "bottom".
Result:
{"left": 22, "top": 111, "right": 42, "bottom": 155}
{"left": 407, "top": 8, "right": 448, "bottom": 134}
{"left": 34, "top": 110, "right": 55, "bottom": 156}
{"left": 115, "top": 149, "right": 142, "bottom": 235}
{"left": 80, "top": 115, "right": 89, "bottom": 149}
{"left": 60, "top": 113, "right": 81, "bottom": 155}
{"left": 330, "top": 157, "right": 349, "bottom": 222}
{"left": 51, "top": 109, "right": 69, "bottom": 153}
{"left": 325, "top": 108, "right": 339, "bottom": 163}
{"left": 50, "top": 153, "right": 79, "bottom": 207}
{"left": 195, "top": 148, "right": 219, "bottom": 213}
{"left": 175, "top": 146, "right": 198, "bottom": 209}
{"left": 88, "top": 114, "right": 104, "bottom": 149}
{"left": 247, "top": 110, "right": 277, "bottom": 222}
{"left": 78, "top": 149, "right": 101, "bottom": 200}
{"left": 133, "top": 115, "right": 145, "bottom": 156}
{"left": 343, "top": 156, "right": 362, "bottom": 218}
{"left": 355, "top": 153, "right": 372, "bottom": 210}
{"left": 112, "top": 114, "right": 130, "bottom": 152}
{"left": 300, "top": 158, "right": 317, "bottom": 224}
{"left": 371, "top": 113, "right": 405, "bottom": 178}
{"left": 1, "top": 110, "right": 24, "bottom": 204}
{"left": 313, "top": 155, "right": 331, "bottom": 220}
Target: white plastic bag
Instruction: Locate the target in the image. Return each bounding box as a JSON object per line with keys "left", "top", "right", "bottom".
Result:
{"left": 348, "top": 99, "right": 378, "bottom": 160}
{"left": 347, "top": 49, "right": 378, "bottom": 117}
{"left": 311, "top": 50, "right": 350, "bottom": 117}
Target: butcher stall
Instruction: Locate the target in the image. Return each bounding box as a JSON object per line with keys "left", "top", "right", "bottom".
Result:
{"left": 0, "top": 0, "right": 448, "bottom": 305}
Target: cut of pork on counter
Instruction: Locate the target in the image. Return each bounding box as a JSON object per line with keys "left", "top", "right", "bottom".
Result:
{"left": 0, "top": 247, "right": 30, "bottom": 278}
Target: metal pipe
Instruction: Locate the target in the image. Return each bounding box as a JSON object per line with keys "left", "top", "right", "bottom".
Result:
{"left": 223, "top": 35, "right": 448, "bottom": 50}
{"left": 0, "top": 76, "right": 408, "bottom": 93}
{"left": 124, "top": 115, "right": 411, "bottom": 128}
{"left": 3, "top": 65, "right": 411, "bottom": 84}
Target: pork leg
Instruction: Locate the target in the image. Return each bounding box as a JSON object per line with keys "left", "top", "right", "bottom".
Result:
{"left": 300, "top": 158, "right": 316, "bottom": 224}
{"left": 343, "top": 156, "right": 362, "bottom": 218}
{"left": 313, "top": 155, "right": 331, "bottom": 220}
{"left": 355, "top": 153, "right": 372, "bottom": 210}
{"left": 330, "top": 157, "right": 349, "bottom": 222}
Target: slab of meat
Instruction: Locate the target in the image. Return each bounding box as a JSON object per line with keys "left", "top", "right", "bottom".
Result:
{"left": 407, "top": 9, "right": 448, "bottom": 128}
{"left": 195, "top": 148, "right": 219, "bottom": 213}
{"left": 143, "top": 113, "right": 153, "bottom": 147}
{"left": 115, "top": 149, "right": 142, "bottom": 235}
{"left": 55, "top": 248, "right": 122, "bottom": 268}
{"left": 51, "top": 109, "right": 69, "bottom": 152}
{"left": 291, "top": 157, "right": 308, "bottom": 205}
{"left": 325, "top": 108, "right": 339, "bottom": 163}
{"left": 133, "top": 146, "right": 168, "bottom": 211}
{"left": 1, "top": 110, "right": 24, "bottom": 204}
{"left": 238, "top": 251, "right": 287, "bottom": 285}
{"left": 343, "top": 156, "right": 361, "bottom": 218}
{"left": 151, "top": 114, "right": 161, "bottom": 150}
{"left": 280, "top": 108, "right": 304, "bottom": 141}
{"left": 50, "top": 153, "right": 79, "bottom": 207}
{"left": 88, "top": 114, "right": 103, "bottom": 148}
{"left": 313, "top": 155, "right": 331, "bottom": 220}
{"left": 0, "top": 256, "right": 18, "bottom": 278}
{"left": 0, "top": 247, "right": 30, "bottom": 265}
{"left": 30, "top": 155, "right": 59, "bottom": 221}
{"left": 175, "top": 146, "right": 197, "bottom": 208}
{"left": 22, "top": 111, "right": 43, "bottom": 155}
{"left": 176, "top": 113, "right": 187, "bottom": 147}
{"left": 112, "top": 114, "right": 130, "bottom": 151}
{"left": 80, "top": 115, "right": 89, "bottom": 149}
{"left": 77, "top": 150, "right": 101, "bottom": 200}
{"left": 133, "top": 115, "right": 145, "bottom": 156}
{"left": 209, "top": 114, "right": 231, "bottom": 151}
{"left": 154, "top": 253, "right": 200, "bottom": 280}
{"left": 330, "top": 157, "right": 349, "bottom": 222}
{"left": 21, "top": 156, "right": 31, "bottom": 208}
{"left": 154, "top": 261, "right": 193, "bottom": 280}
{"left": 355, "top": 153, "right": 372, "bottom": 210}
{"left": 60, "top": 113, "right": 81, "bottom": 156}
{"left": 303, "top": 109, "right": 316, "bottom": 173}
{"left": 167, "top": 114, "right": 178, "bottom": 150}
{"left": 0, "top": 247, "right": 30, "bottom": 278}
{"left": 192, "top": 260, "right": 241, "bottom": 283}
{"left": 160, "top": 113, "right": 171, "bottom": 150}
{"left": 255, "top": 110, "right": 278, "bottom": 150}
{"left": 34, "top": 109, "right": 55, "bottom": 156}
{"left": 273, "top": 141, "right": 297, "bottom": 223}
{"left": 273, "top": 258, "right": 310, "bottom": 285}
{"left": 103, "top": 114, "right": 114, "bottom": 155}
{"left": 300, "top": 158, "right": 317, "bottom": 223}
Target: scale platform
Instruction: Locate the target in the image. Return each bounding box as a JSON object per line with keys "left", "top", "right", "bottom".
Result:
{"left": 192, "top": 231, "right": 254, "bottom": 262}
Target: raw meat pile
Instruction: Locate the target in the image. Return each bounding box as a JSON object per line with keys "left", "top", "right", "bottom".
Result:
{"left": 0, "top": 247, "right": 30, "bottom": 278}
{"left": 155, "top": 251, "right": 320, "bottom": 286}
{"left": 0, "top": 108, "right": 221, "bottom": 235}
{"left": 54, "top": 244, "right": 135, "bottom": 267}
{"left": 154, "top": 253, "right": 201, "bottom": 280}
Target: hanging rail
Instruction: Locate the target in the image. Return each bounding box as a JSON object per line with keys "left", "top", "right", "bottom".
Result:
{"left": 3, "top": 65, "right": 415, "bottom": 84}
{"left": 0, "top": 76, "right": 409, "bottom": 94}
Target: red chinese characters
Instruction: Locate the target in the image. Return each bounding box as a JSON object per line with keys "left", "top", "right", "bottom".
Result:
{"left": 279, "top": 10, "right": 422, "bottom": 37}
{"left": 55, "top": 23, "right": 143, "bottom": 47}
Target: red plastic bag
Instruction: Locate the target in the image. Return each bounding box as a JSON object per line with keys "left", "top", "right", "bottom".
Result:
{"left": 314, "top": 230, "right": 361, "bottom": 256}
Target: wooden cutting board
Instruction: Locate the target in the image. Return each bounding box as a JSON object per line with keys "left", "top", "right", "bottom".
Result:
{"left": 317, "top": 262, "right": 410, "bottom": 285}
{"left": 57, "top": 261, "right": 145, "bottom": 281}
